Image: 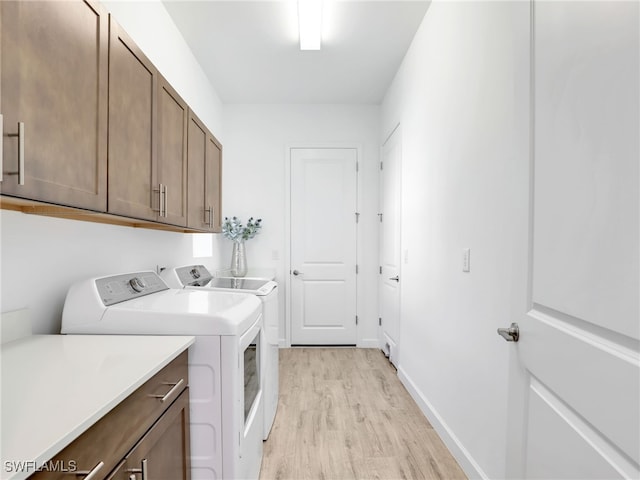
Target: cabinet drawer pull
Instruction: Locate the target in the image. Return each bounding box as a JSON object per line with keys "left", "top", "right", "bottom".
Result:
{"left": 127, "top": 458, "right": 148, "bottom": 480}
{"left": 150, "top": 378, "right": 184, "bottom": 403}
{"left": 74, "top": 461, "right": 104, "bottom": 479}
{"left": 7, "top": 121, "right": 25, "bottom": 185}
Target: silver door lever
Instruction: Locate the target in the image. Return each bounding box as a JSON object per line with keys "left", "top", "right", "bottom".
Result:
{"left": 389, "top": 276, "right": 399, "bottom": 282}
{"left": 292, "top": 270, "right": 302, "bottom": 276}
{"left": 497, "top": 323, "right": 519, "bottom": 342}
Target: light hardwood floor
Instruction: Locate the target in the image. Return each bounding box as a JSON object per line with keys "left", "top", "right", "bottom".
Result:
{"left": 259, "top": 348, "right": 467, "bottom": 480}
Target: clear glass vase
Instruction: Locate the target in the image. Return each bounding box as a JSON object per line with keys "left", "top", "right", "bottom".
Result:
{"left": 230, "top": 240, "right": 248, "bottom": 277}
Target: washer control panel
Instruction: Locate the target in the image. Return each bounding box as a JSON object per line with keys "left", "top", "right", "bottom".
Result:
{"left": 175, "top": 265, "right": 214, "bottom": 287}
{"left": 95, "top": 272, "right": 169, "bottom": 306}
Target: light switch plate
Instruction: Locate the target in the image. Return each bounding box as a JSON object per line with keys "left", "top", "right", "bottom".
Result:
{"left": 462, "top": 248, "right": 471, "bottom": 272}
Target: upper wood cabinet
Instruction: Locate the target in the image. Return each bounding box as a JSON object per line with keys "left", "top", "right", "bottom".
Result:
{"left": 157, "top": 77, "right": 188, "bottom": 227}
{"left": 107, "top": 18, "right": 158, "bottom": 222}
{"left": 108, "top": 18, "right": 189, "bottom": 227}
{"left": 0, "top": 0, "right": 108, "bottom": 211}
{"left": 187, "top": 111, "right": 222, "bottom": 233}
{"left": 1, "top": 2, "right": 220, "bottom": 233}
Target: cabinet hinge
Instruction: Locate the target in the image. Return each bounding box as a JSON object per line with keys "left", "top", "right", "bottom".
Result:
{"left": 378, "top": 213, "right": 383, "bottom": 222}
{"left": 356, "top": 315, "right": 359, "bottom": 325}
{"left": 355, "top": 212, "right": 360, "bottom": 223}
{"left": 379, "top": 266, "right": 382, "bottom": 274}
{"left": 379, "top": 317, "right": 382, "bottom": 326}
{"left": 356, "top": 162, "right": 359, "bottom": 172}
{"left": 380, "top": 161, "right": 384, "bottom": 171}
{"left": 356, "top": 264, "right": 359, "bottom": 274}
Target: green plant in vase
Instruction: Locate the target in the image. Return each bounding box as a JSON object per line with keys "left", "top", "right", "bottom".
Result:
{"left": 222, "top": 217, "right": 262, "bottom": 277}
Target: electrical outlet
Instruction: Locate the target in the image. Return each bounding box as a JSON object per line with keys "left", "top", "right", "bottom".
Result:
{"left": 462, "top": 248, "right": 471, "bottom": 272}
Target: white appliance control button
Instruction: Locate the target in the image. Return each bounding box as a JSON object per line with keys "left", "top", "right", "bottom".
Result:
{"left": 129, "top": 277, "right": 146, "bottom": 292}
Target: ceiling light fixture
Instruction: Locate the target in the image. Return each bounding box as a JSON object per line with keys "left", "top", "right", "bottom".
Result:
{"left": 298, "top": 0, "right": 322, "bottom": 50}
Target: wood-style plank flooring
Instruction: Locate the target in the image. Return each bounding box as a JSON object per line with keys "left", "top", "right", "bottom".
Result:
{"left": 259, "top": 348, "right": 467, "bottom": 480}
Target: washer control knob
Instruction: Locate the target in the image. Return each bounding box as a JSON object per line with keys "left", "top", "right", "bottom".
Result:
{"left": 190, "top": 268, "right": 201, "bottom": 279}
{"left": 129, "top": 277, "right": 146, "bottom": 293}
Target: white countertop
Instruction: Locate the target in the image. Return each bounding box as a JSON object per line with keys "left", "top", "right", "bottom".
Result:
{"left": 1, "top": 334, "right": 195, "bottom": 480}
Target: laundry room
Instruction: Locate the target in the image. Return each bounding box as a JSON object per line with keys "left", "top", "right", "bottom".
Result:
{"left": 1, "top": 1, "right": 638, "bottom": 479}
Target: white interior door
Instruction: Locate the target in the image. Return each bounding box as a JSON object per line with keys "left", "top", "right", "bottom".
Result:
{"left": 379, "top": 127, "right": 402, "bottom": 366}
{"left": 290, "top": 148, "right": 358, "bottom": 345}
{"left": 505, "top": 2, "right": 639, "bottom": 478}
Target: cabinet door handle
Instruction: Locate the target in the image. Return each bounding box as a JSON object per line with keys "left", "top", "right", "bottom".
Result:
{"left": 153, "top": 184, "right": 165, "bottom": 217}
{"left": 127, "top": 458, "right": 148, "bottom": 480}
{"left": 205, "top": 206, "right": 213, "bottom": 227}
{"left": 150, "top": 378, "right": 184, "bottom": 403}
{"left": 75, "top": 461, "right": 104, "bottom": 479}
{"left": 160, "top": 184, "right": 165, "bottom": 217}
{"left": 162, "top": 185, "right": 168, "bottom": 217}
{"left": 7, "top": 121, "right": 25, "bottom": 185}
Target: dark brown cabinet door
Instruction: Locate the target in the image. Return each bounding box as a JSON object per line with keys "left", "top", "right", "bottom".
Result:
{"left": 107, "top": 18, "right": 158, "bottom": 221}
{"left": 187, "top": 111, "right": 222, "bottom": 232}
{"left": 119, "top": 390, "right": 191, "bottom": 480}
{"left": 0, "top": 0, "right": 108, "bottom": 211}
{"left": 206, "top": 134, "right": 222, "bottom": 233}
{"left": 157, "top": 77, "right": 188, "bottom": 227}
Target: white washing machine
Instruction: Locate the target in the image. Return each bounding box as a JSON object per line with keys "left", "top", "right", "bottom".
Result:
{"left": 61, "top": 271, "right": 264, "bottom": 480}
{"left": 161, "top": 265, "right": 279, "bottom": 440}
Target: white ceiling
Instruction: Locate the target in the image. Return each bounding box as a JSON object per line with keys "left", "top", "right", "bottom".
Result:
{"left": 162, "top": 0, "right": 430, "bottom": 104}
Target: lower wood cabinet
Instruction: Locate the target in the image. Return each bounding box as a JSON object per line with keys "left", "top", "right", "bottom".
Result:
{"left": 107, "top": 391, "right": 190, "bottom": 480}
{"left": 30, "top": 351, "right": 190, "bottom": 480}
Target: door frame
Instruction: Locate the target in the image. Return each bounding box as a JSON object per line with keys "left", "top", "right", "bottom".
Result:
{"left": 379, "top": 123, "right": 402, "bottom": 364}
{"left": 284, "top": 143, "right": 362, "bottom": 347}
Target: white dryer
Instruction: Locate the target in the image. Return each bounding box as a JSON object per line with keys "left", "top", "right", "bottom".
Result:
{"left": 61, "top": 271, "right": 264, "bottom": 480}
{"left": 161, "top": 265, "right": 279, "bottom": 440}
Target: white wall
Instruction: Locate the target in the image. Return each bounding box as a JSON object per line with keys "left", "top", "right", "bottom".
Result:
{"left": 222, "top": 104, "right": 380, "bottom": 346}
{"left": 0, "top": 0, "right": 225, "bottom": 334}
{"left": 0, "top": 211, "right": 226, "bottom": 333}
{"left": 381, "top": 1, "right": 530, "bottom": 478}
{"left": 102, "top": 0, "right": 224, "bottom": 139}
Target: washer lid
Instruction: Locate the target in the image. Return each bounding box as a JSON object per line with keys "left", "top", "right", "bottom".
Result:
{"left": 62, "top": 272, "right": 262, "bottom": 336}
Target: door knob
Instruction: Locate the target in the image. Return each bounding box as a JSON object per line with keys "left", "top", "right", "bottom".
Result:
{"left": 497, "top": 323, "right": 519, "bottom": 342}
{"left": 292, "top": 270, "right": 302, "bottom": 276}
{"left": 389, "top": 275, "right": 399, "bottom": 282}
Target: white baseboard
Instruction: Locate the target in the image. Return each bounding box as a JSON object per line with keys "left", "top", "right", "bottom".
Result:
{"left": 279, "top": 339, "right": 381, "bottom": 349}
{"left": 358, "top": 338, "right": 381, "bottom": 348}
{"left": 397, "top": 366, "right": 488, "bottom": 480}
